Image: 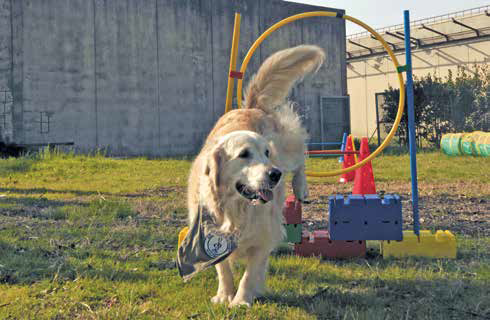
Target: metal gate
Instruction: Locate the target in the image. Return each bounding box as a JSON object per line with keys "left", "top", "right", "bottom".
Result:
{"left": 375, "top": 92, "right": 389, "bottom": 146}
{"left": 308, "top": 96, "right": 350, "bottom": 146}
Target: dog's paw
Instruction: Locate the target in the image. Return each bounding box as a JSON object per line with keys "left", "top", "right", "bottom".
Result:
{"left": 211, "top": 293, "right": 234, "bottom": 305}
{"left": 229, "top": 297, "right": 252, "bottom": 308}
{"left": 292, "top": 169, "right": 309, "bottom": 202}
{"left": 254, "top": 284, "right": 266, "bottom": 298}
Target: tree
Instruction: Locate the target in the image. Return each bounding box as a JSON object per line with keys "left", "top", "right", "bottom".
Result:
{"left": 381, "top": 65, "right": 489, "bottom": 148}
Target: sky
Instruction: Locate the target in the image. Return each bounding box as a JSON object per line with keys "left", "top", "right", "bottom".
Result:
{"left": 286, "top": 0, "right": 490, "bottom": 35}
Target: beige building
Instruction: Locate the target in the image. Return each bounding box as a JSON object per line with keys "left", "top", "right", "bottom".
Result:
{"left": 347, "top": 6, "right": 490, "bottom": 143}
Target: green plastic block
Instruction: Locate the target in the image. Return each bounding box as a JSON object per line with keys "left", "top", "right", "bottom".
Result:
{"left": 283, "top": 224, "right": 302, "bottom": 244}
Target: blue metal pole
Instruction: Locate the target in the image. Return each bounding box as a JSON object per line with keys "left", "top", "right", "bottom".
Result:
{"left": 404, "top": 10, "right": 420, "bottom": 236}
{"left": 339, "top": 132, "right": 348, "bottom": 163}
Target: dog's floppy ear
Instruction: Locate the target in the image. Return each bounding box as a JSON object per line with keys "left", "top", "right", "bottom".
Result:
{"left": 204, "top": 145, "right": 222, "bottom": 192}
{"left": 204, "top": 145, "right": 224, "bottom": 221}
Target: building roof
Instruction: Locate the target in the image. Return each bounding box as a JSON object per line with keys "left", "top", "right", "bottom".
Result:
{"left": 346, "top": 5, "right": 490, "bottom": 61}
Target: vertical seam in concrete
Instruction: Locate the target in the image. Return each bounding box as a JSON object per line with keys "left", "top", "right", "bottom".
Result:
{"left": 340, "top": 14, "right": 347, "bottom": 96}
{"left": 155, "top": 0, "right": 161, "bottom": 150}
{"left": 13, "top": 0, "right": 25, "bottom": 143}
{"left": 9, "top": 0, "right": 14, "bottom": 93}
{"left": 92, "top": 0, "right": 99, "bottom": 148}
{"left": 209, "top": 0, "right": 214, "bottom": 122}
{"left": 259, "top": 0, "right": 262, "bottom": 62}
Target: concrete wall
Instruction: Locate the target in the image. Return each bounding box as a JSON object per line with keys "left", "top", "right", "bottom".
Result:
{"left": 0, "top": 0, "right": 13, "bottom": 142}
{"left": 0, "top": 0, "right": 347, "bottom": 156}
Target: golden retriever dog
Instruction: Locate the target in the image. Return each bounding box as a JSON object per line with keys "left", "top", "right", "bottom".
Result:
{"left": 187, "top": 45, "right": 325, "bottom": 307}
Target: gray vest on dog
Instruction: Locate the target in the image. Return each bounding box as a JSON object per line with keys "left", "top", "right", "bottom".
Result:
{"left": 177, "top": 206, "right": 238, "bottom": 282}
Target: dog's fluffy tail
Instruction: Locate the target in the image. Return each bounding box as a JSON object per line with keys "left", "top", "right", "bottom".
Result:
{"left": 243, "top": 45, "right": 325, "bottom": 112}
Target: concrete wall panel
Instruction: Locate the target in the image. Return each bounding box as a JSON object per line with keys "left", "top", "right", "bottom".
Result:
{"left": 0, "top": 0, "right": 13, "bottom": 142}
{"left": 210, "top": 0, "right": 262, "bottom": 123}
{"left": 0, "top": 0, "right": 11, "bottom": 91}
{"left": 95, "top": 0, "right": 159, "bottom": 156}
{"left": 21, "top": 0, "right": 96, "bottom": 150}
{"left": 157, "top": 0, "right": 214, "bottom": 156}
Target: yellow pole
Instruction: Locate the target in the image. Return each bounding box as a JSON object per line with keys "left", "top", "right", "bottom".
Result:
{"left": 350, "top": 135, "right": 358, "bottom": 163}
{"left": 234, "top": 12, "right": 406, "bottom": 177}
{"left": 224, "top": 13, "right": 241, "bottom": 113}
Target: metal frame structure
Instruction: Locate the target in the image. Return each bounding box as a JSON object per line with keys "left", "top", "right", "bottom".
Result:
{"left": 347, "top": 5, "right": 490, "bottom": 39}
{"left": 346, "top": 5, "right": 490, "bottom": 61}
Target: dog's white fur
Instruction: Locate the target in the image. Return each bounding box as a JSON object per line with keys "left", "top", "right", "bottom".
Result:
{"left": 187, "top": 45, "right": 325, "bottom": 307}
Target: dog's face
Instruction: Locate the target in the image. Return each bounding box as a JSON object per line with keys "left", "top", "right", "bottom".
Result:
{"left": 206, "top": 131, "right": 282, "bottom": 204}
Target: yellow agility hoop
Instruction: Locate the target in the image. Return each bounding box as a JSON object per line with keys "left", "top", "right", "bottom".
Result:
{"left": 234, "top": 11, "right": 406, "bottom": 177}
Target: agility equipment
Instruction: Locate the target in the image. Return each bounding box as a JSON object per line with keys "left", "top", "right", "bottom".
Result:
{"left": 224, "top": 11, "right": 406, "bottom": 178}
{"left": 329, "top": 194, "right": 403, "bottom": 241}
{"left": 380, "top": 11, "right": 456, "bottom": 258}
{"left": 283, "top": 196, "right": 365, "bottom": 259}
{"left": 283, "top": 195, "right": 302, "bottom": 224}
{"left": 351, "top": 135, "right": 359, "bottom": 164}
{"left": 352, "top": 138, "right": 376, "bottom": 195}
{"left": 224, "top": 13, "right": 242, "bottom": 113}
{"left": 441, "top": 131, "right": 489, "bottom": 157}
{"left": 339, "top": 135, "right": 356, "bottom": 183}
{"left": 213, "top": 9, "right": 457, "bottom": 259}
{"left": 338, "top": 132, "right": 348, "bottom": 163}
{"left": 306, "top": 133, "right": 347, "bottom": 159}
{"left": 381, "top": 230, "right": 456, "bottom": 258}
{"left": 284, "top": 224, "right": 302, "bottom": 244}
{"left": 282, "top": 195, "right": 303, "bottom": 243}
{"left": 294, "top": 230, "right": 366, "bottom": 259}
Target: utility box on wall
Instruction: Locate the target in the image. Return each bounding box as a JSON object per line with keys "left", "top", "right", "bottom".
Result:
{"left": 0, "top": 0, "right": 347, "bottom": 156}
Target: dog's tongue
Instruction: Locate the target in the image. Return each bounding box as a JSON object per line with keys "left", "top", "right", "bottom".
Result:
{"left": 258, "top": 189, "right": 273, "bottom": 202}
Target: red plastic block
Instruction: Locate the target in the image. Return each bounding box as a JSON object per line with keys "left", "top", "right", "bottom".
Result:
{"left": 294, "top": 230, "right": 366, "bottom": 259}
{"left": 283, "top": 195, "right": 302, "bottom": 224}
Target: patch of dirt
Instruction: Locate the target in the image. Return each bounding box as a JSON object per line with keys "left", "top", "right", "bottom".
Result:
{"left": 295, "top": 182, "right": 490, "bottom": 237}
{"left": 122, "top": 186, "right": 185, "bottom": 199}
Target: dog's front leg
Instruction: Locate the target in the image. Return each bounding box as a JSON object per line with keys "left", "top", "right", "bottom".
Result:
{"left": 211, "top": 259, "right": 235, "bottom": 304}
{"left": 230, "top": 248, "right": 269, "bottom": 307}
{"left": 254, "top": 255, "right": 269, "bottom": 298}
{"left": 292, "top": 165, "right": 309, "bottom": 202}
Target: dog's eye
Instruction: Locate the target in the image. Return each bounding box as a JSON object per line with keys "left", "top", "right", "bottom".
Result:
{"left": 265, "top": 149, "right": 270, "bottom": 158}
{"left": 239, "top": 149, "right": 250, "bottom": 159}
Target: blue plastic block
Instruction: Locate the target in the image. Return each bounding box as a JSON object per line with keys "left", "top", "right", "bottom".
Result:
{"left": 329, "top": 194, "right": 403, "bottom": 241}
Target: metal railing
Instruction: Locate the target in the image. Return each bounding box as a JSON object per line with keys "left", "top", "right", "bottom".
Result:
{"left": 347, "top": 5, "right": 490, "bottom": 40}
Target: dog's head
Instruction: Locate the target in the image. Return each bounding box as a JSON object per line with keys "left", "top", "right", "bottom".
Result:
{"left": 204, "top": 131, "right": 282, "bottom": 205}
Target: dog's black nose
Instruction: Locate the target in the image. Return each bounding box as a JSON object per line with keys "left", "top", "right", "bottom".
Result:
{"left": 268, "top": 168, "right": 282, "bottom": 184}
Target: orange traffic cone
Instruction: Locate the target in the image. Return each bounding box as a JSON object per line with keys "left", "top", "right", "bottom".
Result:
{"left": 352, "top": 137, "right": 376, "bottom": 195}
{"left": 339, "top": 135, "right": 356, "bottom": 183}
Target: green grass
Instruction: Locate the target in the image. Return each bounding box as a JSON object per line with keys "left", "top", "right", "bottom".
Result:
{"left": 0, "top": 151, "right": 488, "bottom": 319}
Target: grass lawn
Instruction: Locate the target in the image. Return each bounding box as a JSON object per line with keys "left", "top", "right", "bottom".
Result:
{"left": 0, "top": 150, "right": 488, "bottom": 319}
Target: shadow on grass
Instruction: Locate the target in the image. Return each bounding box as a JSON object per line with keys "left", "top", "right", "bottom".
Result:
{"left": 265, "top": 248, "right": 490, "bottom": 318}
{"left": 0, "top": 240, "right": 149, "bottom": 285}
{"left": 0, "top": 158, "right": 36, "bottom": 174}
{"left": 260, "top": 263, "right": 490, "bottom": 319}
{"left": 0, "top": 187, "right": 111, "bottom": 197}
{"left": 0, "top": 196, "right": 89, "bottom": 221}
{"left": 0, "top": 186, "right": 186, "bottom": 199}
{"left": 0, "top": 196, "right": 88, "bottom": 208}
